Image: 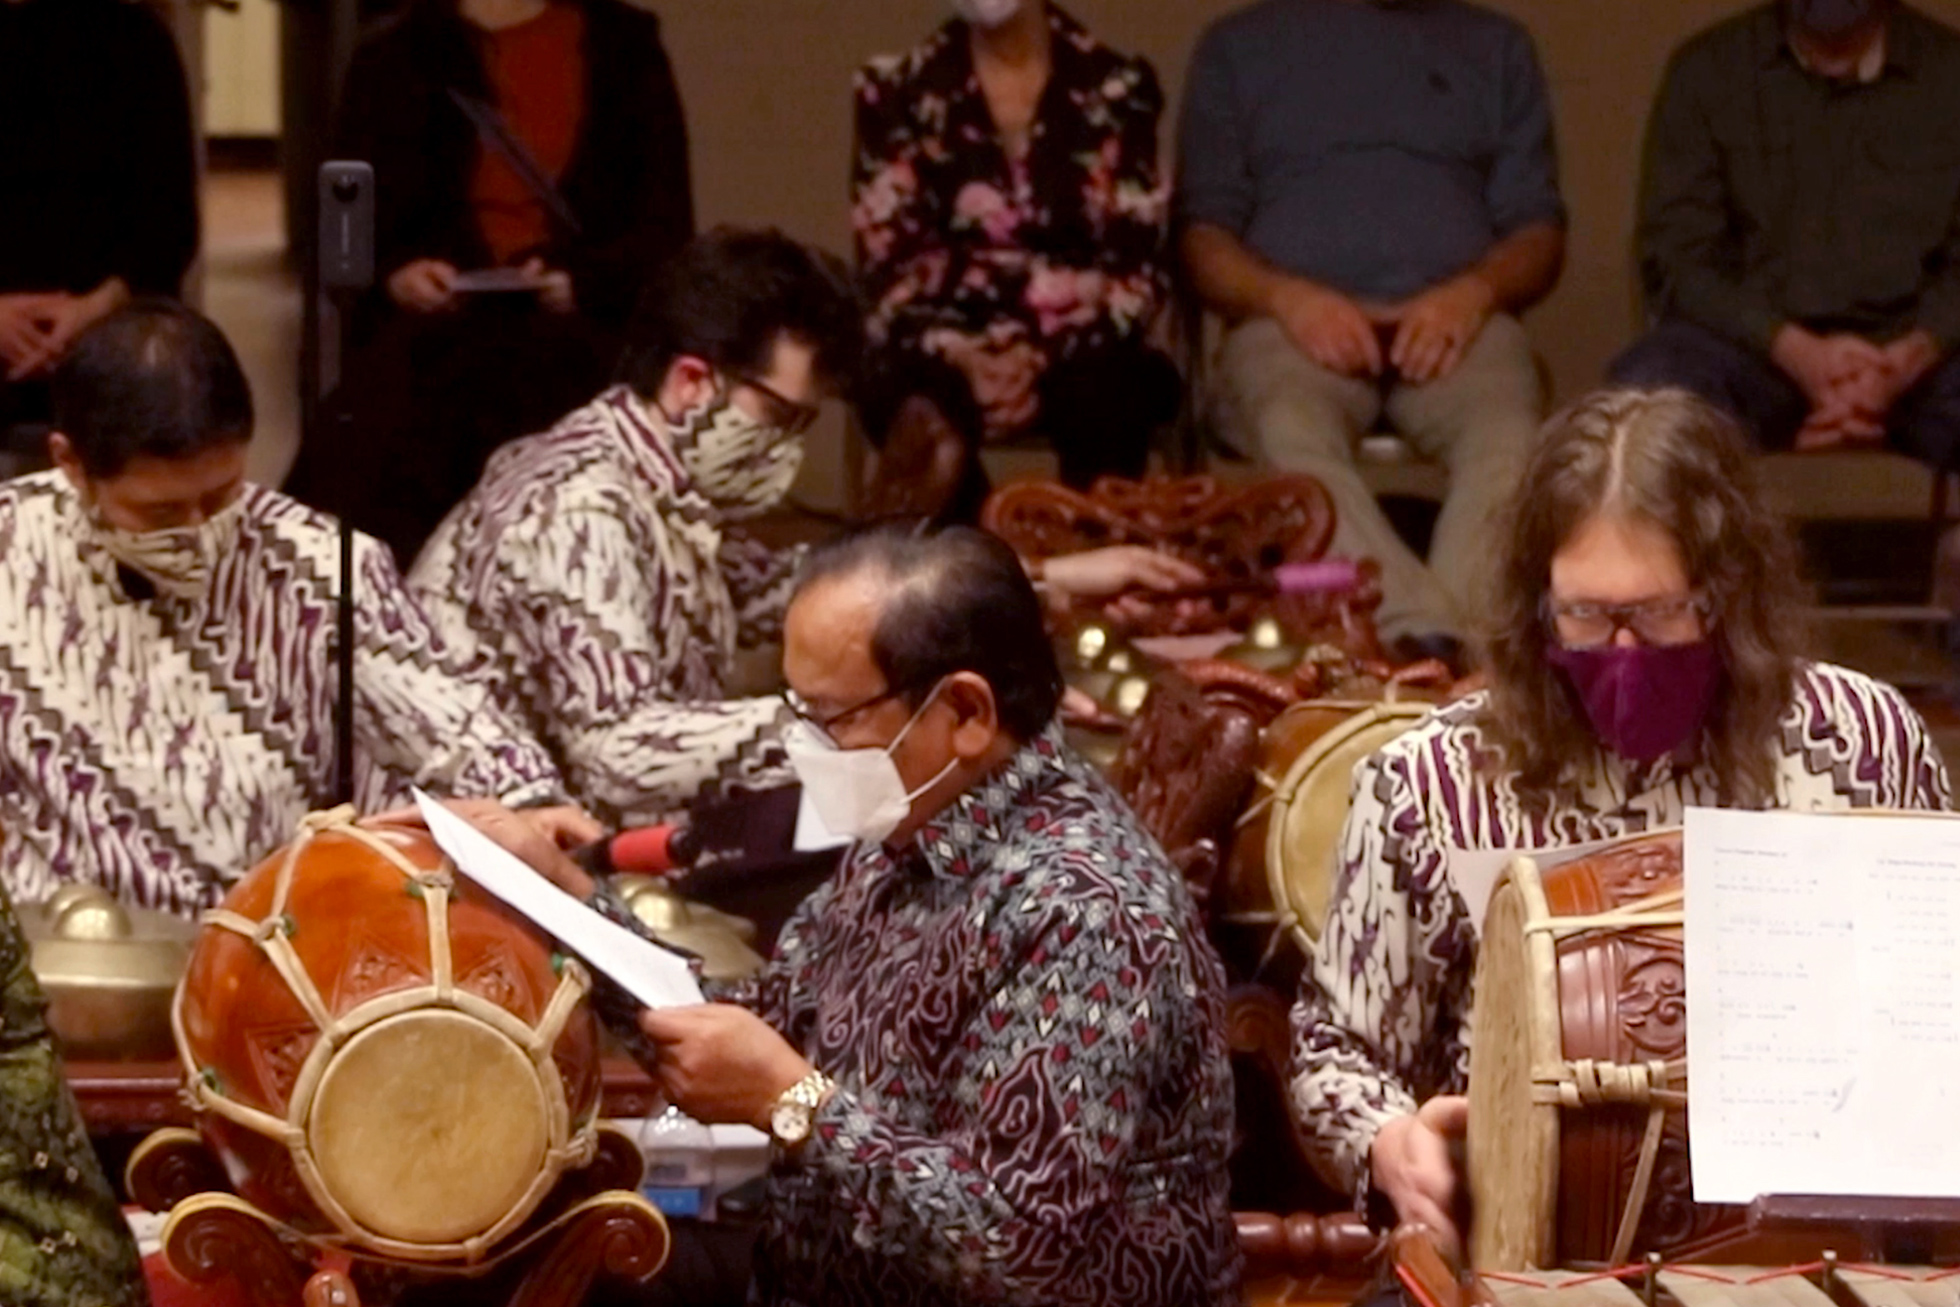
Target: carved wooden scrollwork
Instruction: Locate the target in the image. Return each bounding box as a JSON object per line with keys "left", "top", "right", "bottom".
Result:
{"left": 162, "top": 1193, "right": 314, "bottom": 1307}
{"left": 126, "top": 1126, "right": 232, "bottom": 1214}
{"left": 510, "top": 1193, "right": 671, "bottom": 1307}
{"left": 1108, "top": 669, "right": 1266, "bottom": 912}
{"left": 984, "top": 475, "right": 1383, "bottom": 649}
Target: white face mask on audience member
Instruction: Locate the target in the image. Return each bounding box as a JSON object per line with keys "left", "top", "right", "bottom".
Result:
{"left": 952, "top": 0, "right": 1024, "bottom": 29}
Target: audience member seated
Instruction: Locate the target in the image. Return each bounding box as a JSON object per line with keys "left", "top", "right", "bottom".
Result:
{"left": 0, "top": 0, "right": 197, "bottom": 468}
{"left": 286, "top": 0, "right": 695, "bottom": 565}
{"left": 1611, "top": 0, "right": 1960, "bottom": 463}
{"left": 448, "top": 524, "right": 1242, "bottom": 1306}
{"left": 854, "top": 0, "right": 1178, "bottom": 521}
{"left": 0, "top": 302, "right": 564, "bottom": 916}
{"left": 1177, "top": 0, "right": 1567, "bottom": 665}
{"left": 0, "top": 889, "right": 147, "bottom": 1307}
{"left": 1291, "top": 388, "right": 1950, "bottom": 1258}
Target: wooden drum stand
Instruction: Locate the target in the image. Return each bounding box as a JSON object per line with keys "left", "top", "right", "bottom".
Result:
{"left": 128, "top": 1124, "right": 669, "bottom": 1307}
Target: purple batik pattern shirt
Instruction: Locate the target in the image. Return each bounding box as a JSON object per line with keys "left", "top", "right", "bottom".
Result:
{"left": 597, "top": 725, "right": 1242, "bottom": 1307}
{"left": 0, "top": 472, "right": 563, "bottom": 916}
{"left": 1292, "top": 661, "right": 1952, "bottom": 1199}
{"left": 411, "top": 387, "right": 797, "bottom": 828}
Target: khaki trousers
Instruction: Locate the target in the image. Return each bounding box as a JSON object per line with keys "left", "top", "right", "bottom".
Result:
{"left": 1214, "top": 314, "right": 1541, "bottom": 642}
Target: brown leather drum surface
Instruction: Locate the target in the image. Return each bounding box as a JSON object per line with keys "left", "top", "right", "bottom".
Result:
{"left": 176, "top": 826, "right": 601, "bottom": 1241}
{"left": 1472, "top": 831, "right": 1750, "bottom": 1268}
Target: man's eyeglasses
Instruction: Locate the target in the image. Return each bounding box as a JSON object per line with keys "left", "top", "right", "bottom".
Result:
{"left": 780, "top": 685, "right": 913, "bottom": 742}
{"left": 1544, "top": 594, "right": 1712, "bottom": 649}
{"left": 733, "top": 373, "right": 822, "bottom": 436}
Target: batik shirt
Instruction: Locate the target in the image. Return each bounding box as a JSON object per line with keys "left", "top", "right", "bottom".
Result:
{"left": 411, "top": 386, "right": 796, "bottom": 828}
{"left": 597, "top": 724, "right": 1241, "bottom": 1306}
{"left": 1291, "top": 662, "right": 1952, "bottom": 1198}
{"left": 0, "top": 472, "right": 563, "bottom": 916}
{"left": 853, "top": 6, "right": 1169, "bottom": 435}
{"left": 0, "top": 886, "right": 146, "bottom": 1307}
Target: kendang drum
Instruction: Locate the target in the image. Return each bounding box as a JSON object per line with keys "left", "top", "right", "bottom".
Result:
{"left": 1468, "top": 830, "right": 1734, "bottom": 1271}
{"left": 1223, "top": 693, "right": 1435, "bottom": 962}
{"left": 173, "top": 809, "right": 603, "bottom": 1264}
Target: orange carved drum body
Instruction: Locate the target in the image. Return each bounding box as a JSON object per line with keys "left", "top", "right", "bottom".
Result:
{"left": 174, "top": 814, "right": 603, "bottom": 1264}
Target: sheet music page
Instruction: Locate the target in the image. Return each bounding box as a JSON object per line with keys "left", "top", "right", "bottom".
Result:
{"left": 413, "top": 789, "right": 705, "bottom": 1010}
{"left": 1685, "top": 807, "right": 1960, "bottom": 1202}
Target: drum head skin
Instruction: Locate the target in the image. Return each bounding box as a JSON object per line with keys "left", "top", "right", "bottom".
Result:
{"left": 310, "top": 1010, "right": 550, "bottom": 1246}
{"left": 1468, "top": 866, "right": 1560, "bottom": 1271}
{"left": 1267, "top": 702, "right": 1430, "bottom": 947}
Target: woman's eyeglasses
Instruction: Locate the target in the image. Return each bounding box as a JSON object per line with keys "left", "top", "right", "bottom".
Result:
{"left": 1544, "top": 594, "right": 1711, "bottom": 648}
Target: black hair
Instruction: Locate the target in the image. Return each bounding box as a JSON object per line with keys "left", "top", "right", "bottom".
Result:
{"left": 796, "top": 523, "right": 1063, "bottom": 741}
{"left": 617, "top": 226, "right": 865, "bottom": 400}
{"left": 51, "top": 299, "right": 254, "bottom": 480}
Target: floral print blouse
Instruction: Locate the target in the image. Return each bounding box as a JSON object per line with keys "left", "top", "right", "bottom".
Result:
{"left": 852, "top": 6, "right": 1170, "bottom": 435}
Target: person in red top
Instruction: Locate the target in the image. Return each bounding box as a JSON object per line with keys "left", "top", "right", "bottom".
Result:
{"left": 285, "top": 0, "right": 693, "bottom": 565}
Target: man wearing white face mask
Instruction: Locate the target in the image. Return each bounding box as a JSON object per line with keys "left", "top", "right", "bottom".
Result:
{"left": 411, "top": 228, "right": 865, "bottom": 827}
{"left": 457, "top": 522, "right": 1240, "bottom": 1306}
{"left": 0, "top": 301, "right": 567, "bottom": 915}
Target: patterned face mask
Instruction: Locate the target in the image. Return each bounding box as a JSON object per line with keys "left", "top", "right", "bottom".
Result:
{"left": 89, "top": 493, "right": 247, "bottom": 599}
{"left": 666, "top": 389, "right": 804, "bottom": 519}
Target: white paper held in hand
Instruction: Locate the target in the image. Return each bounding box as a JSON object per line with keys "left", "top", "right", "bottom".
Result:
{"left": 412, "top": 789, "right": 704, "bottom": 1009}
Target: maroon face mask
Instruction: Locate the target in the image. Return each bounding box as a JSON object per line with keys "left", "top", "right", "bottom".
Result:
{"left": 1546, "top": 641, "right": 1723, "bottom": 763}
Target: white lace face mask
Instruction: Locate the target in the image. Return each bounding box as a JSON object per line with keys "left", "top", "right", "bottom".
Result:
{"left": 89, "top": 493, "right": 246, "bottom": 599}
{"left": 665, "top": 389, "right": 804, "bottom": 519}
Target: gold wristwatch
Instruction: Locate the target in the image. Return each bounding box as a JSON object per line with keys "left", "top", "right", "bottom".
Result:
{"left": 769, "top": 1069, "right": 835, "bottom": 1149}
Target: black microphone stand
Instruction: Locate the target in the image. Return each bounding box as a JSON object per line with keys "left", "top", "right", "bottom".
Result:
{"left": 315, "top": 162, "right": 375, "bottom": 805}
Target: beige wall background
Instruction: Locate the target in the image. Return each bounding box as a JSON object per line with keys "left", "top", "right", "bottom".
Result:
{"left": 648, "top": 0, "right": 1960, "bottom": 502}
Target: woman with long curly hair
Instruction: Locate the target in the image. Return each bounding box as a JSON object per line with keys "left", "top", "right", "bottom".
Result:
{"left": 1289, "top": 387, "right": 1950, "bottom": 1254}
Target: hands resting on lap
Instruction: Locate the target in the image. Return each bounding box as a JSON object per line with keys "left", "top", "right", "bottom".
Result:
{"left": 1772, "top": 325, "right": 1942, "bottom": 450}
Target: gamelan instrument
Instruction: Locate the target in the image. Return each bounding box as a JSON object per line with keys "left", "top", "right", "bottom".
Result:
{"left": 1396, "top": 1223, "right": 1960, "bottom": 1307}
{"left": 1468, "top": 830, "right": 1708, "bottom": 1271}
{"left": 1222, "top": 661, "right": 1454, "bottom": 964}
{"left": 23, "top": 882, "right": 195, "bottom": 1060}
{"left": 1466, "top": 817, "right": 1960, "bottom": 1275}
{"left": 171, "top": 809, "right": 610, "bottom": 1264}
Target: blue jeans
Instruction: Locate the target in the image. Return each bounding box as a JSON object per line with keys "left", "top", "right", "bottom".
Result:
{"left": 1609, "top": 318, "right": 1960, "bottom": 468}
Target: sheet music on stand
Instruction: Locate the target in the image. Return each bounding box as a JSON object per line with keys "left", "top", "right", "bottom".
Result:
{"left": 1684, "top": 807, "right": 1960, "bottom": 1204}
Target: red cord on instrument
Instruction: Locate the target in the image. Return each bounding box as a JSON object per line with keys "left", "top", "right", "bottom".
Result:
{"left": 1395, "top": 1262, "right": 1450, "bottom": 1307}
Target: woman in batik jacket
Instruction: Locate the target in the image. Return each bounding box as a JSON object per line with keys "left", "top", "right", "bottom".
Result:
{"left": 1292, "top": 388, "right": 1952, "bottom": 1254}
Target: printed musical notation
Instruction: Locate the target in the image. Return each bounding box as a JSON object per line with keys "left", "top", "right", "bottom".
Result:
{"left": 1685, "top": 808, "right": 1960, "bottom": 1202}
